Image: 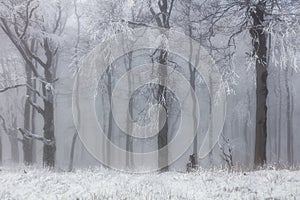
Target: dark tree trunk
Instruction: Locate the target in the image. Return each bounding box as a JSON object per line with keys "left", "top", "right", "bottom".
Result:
{"left": 157, "top": 50, "right": 169, "bottom": 171}
{"left": 23, "top": 63, "right": 33, "bottom": 165}
{"left": 190, "top": 58, "right": 198, "bottom": 167}
{"left": 187, "top": 1, "right": 198, "bottom": 168}
{"left": 42, "top": 68, "right": 56, "bottom": 167}
{"left": 126, "top": 52, "right": 134, "bottom": 168}
{"left": 31, "top": 73, "right": 37, "bottom": 163}
{"left": 150, "top": 0, "right": 174, "bottom": 172}
{"left": 250, "top": 1, "right": 268, "bottom": 168}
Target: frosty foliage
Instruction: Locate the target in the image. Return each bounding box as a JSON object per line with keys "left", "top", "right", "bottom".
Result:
{"left": 0, "top": 167, "right": 299, "bottom": 199}
{"left": 85, "top": 0, "right": 134, "bottom": 45}
{"left": 268, "top": 16, "right": 300, "bottom": 71}
{"left": 0, "top": 0, "right": 67, "bottom": 48}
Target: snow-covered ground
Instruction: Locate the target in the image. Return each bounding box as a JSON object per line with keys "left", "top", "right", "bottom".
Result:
{"left": 0, "top": 166, "right": 299, "bottom": 200}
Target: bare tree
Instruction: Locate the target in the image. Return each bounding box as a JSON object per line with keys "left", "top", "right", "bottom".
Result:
{"left": 285, "top": 67, "right": 293, "bottom": 166}
{"left": 0, "top": 0, "right": 66, "bottom": 167}
{"left": 68, "top": 0, "right": 82, "bottom": 172}
{"left": 249, "top": 1, "right": 268, "bottom": 168}
{"left": 149, "top": 0, "right": 175, "bottom": 172}
{"left": 0, "top": 58, "right": 22, "bottom": 163}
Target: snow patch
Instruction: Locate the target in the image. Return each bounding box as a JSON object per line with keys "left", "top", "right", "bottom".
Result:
{"left": 0, "top": 167, "right": 299, "bottom": 199}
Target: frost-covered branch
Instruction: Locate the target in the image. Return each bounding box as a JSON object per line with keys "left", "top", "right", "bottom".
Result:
{"left": 0, "top": 84, "right": 27, "bottom": 93}
{"left": 18, "top": 128, "right": 54, "bottom": 146}
{"left": 0, "top": 18, "right": 41, "bottom": 78}
{"left": 0, "top": 82, "right": 49, "bottom": 101}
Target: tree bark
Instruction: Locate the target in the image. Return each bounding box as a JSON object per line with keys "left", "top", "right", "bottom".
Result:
{"left": 31, "top": 55, "right": 38, "bottom": 164}
{"left": 157, "top": 50, "right": 169, "bottom": 171}
{"left": 10, "top": 117, "right": 19, "bottom": 163}
{"left": 285, "top": 68, "right": 293, "bottom": 166}
{"left": 126, "top": 52, "right": 134, "bottom": 168}
{"left": 187, "top": 1, "right": 198, "bottom": 168}
{"left": 150, "top": 0, "right": 174, "bottom": 172}
{"left": 23, "top": 63, "right": 33, "bottom": 165}
{"left": 107, "top": 68, "right": 113, "bottom": 166}
{"left": 250, "top": 1, "right": 268, "bottom": 168}
{"left": 42, "top": 68, "right": 56, "bottom": 167}
{"left": 31, "top": 81, "right": 36, "bottom": 163}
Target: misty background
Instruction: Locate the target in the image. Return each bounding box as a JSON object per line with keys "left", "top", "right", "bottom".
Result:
{"left": 0, "top": 0, "right": 300, "bottom": 172}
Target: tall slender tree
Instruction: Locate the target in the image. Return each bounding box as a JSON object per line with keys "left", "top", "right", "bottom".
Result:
{"left": 249, "top": 0, "right": 268, "bottom": 167}
{"left": 149, "top": 0, "right": 175, "bottom": 171}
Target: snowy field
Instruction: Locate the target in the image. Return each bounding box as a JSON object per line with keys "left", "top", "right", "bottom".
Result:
{"left": 0, "top": 167, "right": 299, "bottom": 200}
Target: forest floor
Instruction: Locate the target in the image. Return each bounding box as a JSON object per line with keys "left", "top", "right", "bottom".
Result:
{"left": 0, "top": 166, "right": 299, "bottom": 199}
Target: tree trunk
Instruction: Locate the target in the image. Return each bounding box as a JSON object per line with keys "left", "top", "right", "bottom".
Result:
{"left": 68, "top": 1, "right": 81, "bottom": 170}
{"left": 68, "top": 74, "right": 80, "bottom": 171}
{"left": 23, "top": 63, "right": 33, "bottom": 165}
{"left": 157, "top": 50, "right": 169, "bottom": 171}
{"left": 285, "top": 68, "right": 293, "bottom": 166}
{"left": 10, "top": 117, "right": 19, "bottom": 163}
{"left": 245, "top": 90, "right": 251, "bottom": 165}
{"left": 277, "top": 70, "right": 282, "bottom": 164}
{"left": 42, "top": 68, "right": 56, "bottom": 167}
{"left": 251, "top": 1, "right": 268, "bottom": 168}
{"left": 68, "top": 0, "right": 81, "bottom": 171}
{"left": 150, "top": 0, "right": 173, "bottom": 172}
{"left": 107, "top": 69, "right": 113, "bottom": 166}
{"left": 68, "top": 131, "right": 78, "bottom": 171}
{"left": 126, "top": 52, "right": 134, "bottom": 168}
{"left": 187, "top": 1, "right": 198, "bottom": 168}
{"left": 31, "top": 74, "right": 37, "bottom": 163}
{"left": 9, "top": 136, "right": 19, "bottom": 163}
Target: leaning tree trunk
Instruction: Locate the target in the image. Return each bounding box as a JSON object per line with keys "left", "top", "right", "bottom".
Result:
{"left": 68, "top": 131, "right": 78, "bottom": 171}
{"left": 68, "top": 0, "right": 81, "bottom": 171}
{"left": 250, "top": 1, "right": 268, "bottom": 168}
{"left": 42, "top": 68, "right": 56, "bottom": 167}
{"left": 23, "top": 63, "right": 33, "bottom": 165}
